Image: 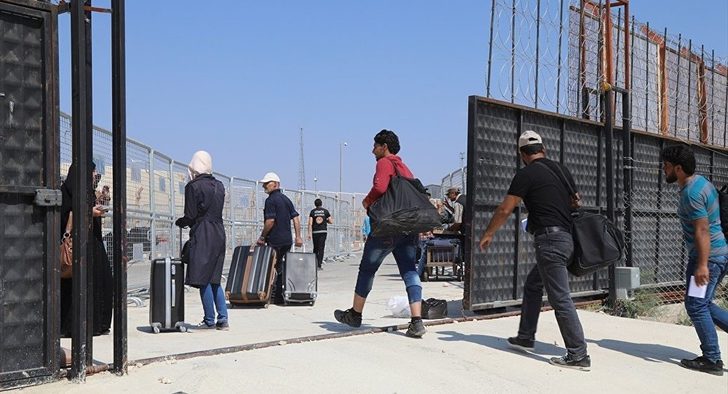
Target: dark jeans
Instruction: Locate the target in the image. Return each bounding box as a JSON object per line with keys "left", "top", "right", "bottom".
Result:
{"left": 518, "top": 231, "right": 588, "bottom": 359}
{"left": 684, "top": 254, "right": 728, "bottom": 363}
{"left": 272, "top": 244, "right": 292, "bottom": 303}
{"left": 354, "top": 234, "right": 422, "bottom": 304}
{"left": 312, "top": 232, "right": 327, "bottom": 268}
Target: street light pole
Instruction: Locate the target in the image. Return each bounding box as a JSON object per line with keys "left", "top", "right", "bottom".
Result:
{"left": 339, "top": 142, "right": 348, "bottom": 195}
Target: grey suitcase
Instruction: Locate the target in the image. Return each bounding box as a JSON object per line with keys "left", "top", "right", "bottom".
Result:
{"left": 283, "top": 250, "right": 318, "bottom": 305}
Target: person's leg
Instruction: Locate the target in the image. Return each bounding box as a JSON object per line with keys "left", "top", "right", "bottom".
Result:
{"left": 417, "top": 242, "right": 428, "bottom": 277}
{"left": 273, "top": 245, "right": 291, "bottom": 304}
{"left": 319, "top": 233, "right": 327, "bottom": 265}
{"left": 708, "top": 256, "right": 728, "bottom": 333}
{"left": 198, "top": 283, "right": 215, "bottom": 326}
{"left": 685, "top": 256, "right": 728, "bottom": 363}
{"left": 352, "top": 236, "right": 394, "bottom": 312}
{"left": 391, "top": 234, "right": 422, "bottom": 315}
{"left": 313, "top": 233, "right": 325, "bottom": 268}
{"left": 517, "top": 265, "right": 544, "bottom": 341}
{"left": 535, "top": 232, "right": 588, "bottom": 360}
{"left": 211, "top": 283, "right": 228, "bottom": 325}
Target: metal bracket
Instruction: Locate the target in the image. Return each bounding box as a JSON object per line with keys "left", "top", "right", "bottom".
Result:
{"left": 34, "top": 189, "right": 62, "bottom": 207}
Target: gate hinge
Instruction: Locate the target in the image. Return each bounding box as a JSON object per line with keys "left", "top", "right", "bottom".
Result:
{"left": 34, "top": 189, "right": 62, "bottom": 207}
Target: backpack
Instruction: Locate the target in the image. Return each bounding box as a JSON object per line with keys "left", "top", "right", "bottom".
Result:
{"left": 718, "top": 185, "right": 728, "bottom": 238}
{"left": 535, "top": 162, "right": 624, "bottom": 276}
{"left": 421, "top": 298, "right": 448, "bottom": 319}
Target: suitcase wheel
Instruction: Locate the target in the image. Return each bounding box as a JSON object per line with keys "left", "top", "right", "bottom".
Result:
{"left": 151, "top": 325, "right": 161, "bottom": 334}
{"left": 178, "top": 325, "right": 187, "bottom": 333}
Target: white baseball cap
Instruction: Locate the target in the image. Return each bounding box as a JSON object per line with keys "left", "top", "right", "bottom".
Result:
{"left": 518, "top": 130, "right": 543, "bottom": 149}
{"left": 259, "top": 172, "right": 281, "bottom": 183}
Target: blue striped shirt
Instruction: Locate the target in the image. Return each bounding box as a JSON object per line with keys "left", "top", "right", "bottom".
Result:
{"left": 677, "top": 175, "right": 728, "bottom": 258}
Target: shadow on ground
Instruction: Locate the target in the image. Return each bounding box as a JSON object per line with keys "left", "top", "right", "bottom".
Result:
{"left": 436, "top": 330, "right": 564, "bottom": 364}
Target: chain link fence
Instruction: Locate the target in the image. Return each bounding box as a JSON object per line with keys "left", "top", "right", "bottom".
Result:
{"left": 60, "top": 113, "right": 366, "bottom": 290}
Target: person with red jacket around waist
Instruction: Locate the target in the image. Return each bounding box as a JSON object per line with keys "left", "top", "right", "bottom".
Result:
{"left": 334, "top": 129, "right": 426, "bottom": 338}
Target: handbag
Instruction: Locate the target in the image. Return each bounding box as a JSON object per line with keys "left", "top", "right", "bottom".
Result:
{"left": 60, "top": 212, "right": 73, "bottom": 279}
{"left": 535, "top": 161, "right": 624, "bottom": 276}
{"left": 367, "top": 167, "right": 442, "bottom": 237}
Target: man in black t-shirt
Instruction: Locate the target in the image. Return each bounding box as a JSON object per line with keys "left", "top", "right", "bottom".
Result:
{"left": 478, "top": 130, "right": 591, "bottom": 371}
{"left": 308, "top": 198, "right": 333, "bottom": 270}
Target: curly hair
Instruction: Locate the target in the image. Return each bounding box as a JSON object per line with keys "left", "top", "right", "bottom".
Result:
{"left": 374, "top": 129, "right": 400, "bottom": 154}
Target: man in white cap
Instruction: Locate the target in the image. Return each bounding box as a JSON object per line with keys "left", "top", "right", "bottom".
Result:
{"left": 257, "top": 172, "right": 303, "bottom": 304}
{"left": 478, "top": 130, "right": 591, "bottom": 371}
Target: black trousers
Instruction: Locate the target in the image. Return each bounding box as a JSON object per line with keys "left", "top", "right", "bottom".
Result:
{"left": 312, "top": 232, "right": 327, "bottom": 268}
{"left": 272, "top": 244, "right": 291, "bottom": 304}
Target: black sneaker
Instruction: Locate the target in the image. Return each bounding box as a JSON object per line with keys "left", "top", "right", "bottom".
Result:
{"left": 405, "top": 319, "right": 426, "bottom": 338}
{"left": 216, "top": 321, "right": 229, "bottom": 331}
{"left": 680, "top": 356, "right": 724, "bottom": 376}
{"left": 507, "top": 336, "right": 535, "bottom": 352}
{"left": 549, "top": 354, "right": 591, "bottom": 371}
{"left": 334, "top": 308, "right": 362, "bottom": 328}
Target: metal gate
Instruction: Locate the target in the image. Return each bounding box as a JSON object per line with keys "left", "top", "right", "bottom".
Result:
{"left": 464, "top": 96, "right": 615, "bottom": 311}
{"left": 0, "top": 0, "right": 59, "bottom": 389}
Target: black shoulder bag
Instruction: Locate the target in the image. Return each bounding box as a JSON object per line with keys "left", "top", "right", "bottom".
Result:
{"left": 536, "top": 162, "right": 625, "bottom": 276}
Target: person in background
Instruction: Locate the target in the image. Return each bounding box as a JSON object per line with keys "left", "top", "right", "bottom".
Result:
{"left": 362, "top": 216, "right": 371, "bottom": 241}
{"left": 445, "top": 187, "right": 466, "bottom": 233}
{"left": 660, "top": 145, "right": 727, "bottom": 376}
{"left": 60, "top": 162, "right": 113, "bottom": 337}
{"left": 308, "top": 198, "right": 333, "bottom": 270}
{"left": 257, "top": 172, "right": 303, "bottom": 304}
{"left": 175, "top": 151, "right": 228, "bottom": 330}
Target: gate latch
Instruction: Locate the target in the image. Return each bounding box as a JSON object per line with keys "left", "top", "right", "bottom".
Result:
{"left": 34, "top": 189, "right": 62, "bottom": 207}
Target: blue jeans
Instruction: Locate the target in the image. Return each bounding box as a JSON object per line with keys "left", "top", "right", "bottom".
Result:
{"left": 199, "top": 283, "right": 228, "bottom": 326}
{"left": 518, "top": 231, "right": 588, "bottom": 359}
{"left": 685, "top": 255, "right": 728, "bottom": 363}
{"left": 355, "top": 234, "right": 422, "bottom": 304}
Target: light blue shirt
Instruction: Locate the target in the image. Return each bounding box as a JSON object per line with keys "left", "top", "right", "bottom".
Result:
{"left": 677, "top": 175, "right": 728, "bottom": 258}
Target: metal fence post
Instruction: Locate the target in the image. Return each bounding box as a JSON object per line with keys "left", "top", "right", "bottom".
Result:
{"left": 149, "top": 149, "right": 156, "bottom": 260}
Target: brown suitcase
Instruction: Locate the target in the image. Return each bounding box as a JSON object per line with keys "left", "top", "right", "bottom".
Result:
{"left": 226, "top": 245, "right": 277, "bottom": 307}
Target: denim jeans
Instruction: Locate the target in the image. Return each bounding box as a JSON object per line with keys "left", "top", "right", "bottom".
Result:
{"left": 416, "top": 240, "right": 428, "bottom": 276}
{"left": 518, "top": 231, "right": 588, "bottom": 359}
{"left": 354, "top": 234, "right": 422, "bottom": 304}
{"left": 199, "top": 283, "right": 228, "bottom": 326}
{"left": 684, "top": 254, "right": 728, "bottom": 363}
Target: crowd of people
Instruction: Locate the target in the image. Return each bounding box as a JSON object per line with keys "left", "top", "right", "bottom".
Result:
{"left": 58, "top": 129, "right": 727, "bottom": 376}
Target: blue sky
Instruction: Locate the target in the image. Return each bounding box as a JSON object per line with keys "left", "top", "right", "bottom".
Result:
{"left": 58, "top": 1, "right": 728, "bottom": 193}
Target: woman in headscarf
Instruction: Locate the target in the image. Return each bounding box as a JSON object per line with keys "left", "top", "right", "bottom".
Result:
{"left": 175, "top": 151, "right": 228, "bottom": 330}
{"left": 59, "top": 162, "right": 114, "bottom": 337}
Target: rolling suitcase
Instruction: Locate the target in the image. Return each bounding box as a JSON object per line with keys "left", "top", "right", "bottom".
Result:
{"left": 149, "top": 257, "right": 186, "bottom": 333}
{"left": 227, "top": 245, "right": 277, "bottom": 307}
{"left": 149, "top": 228, "right": 186, "bottom": 333}
{"left": 283, "top": 248, "right": 318, "bottom": 305}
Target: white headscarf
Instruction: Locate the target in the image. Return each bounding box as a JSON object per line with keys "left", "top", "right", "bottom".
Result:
{"left": 188, "top": 150, "right": 213, "bottom": 180}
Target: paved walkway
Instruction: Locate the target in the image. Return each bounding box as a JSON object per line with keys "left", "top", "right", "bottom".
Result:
{"left": 25, "top": 253, "right": 728, "bottom": 393}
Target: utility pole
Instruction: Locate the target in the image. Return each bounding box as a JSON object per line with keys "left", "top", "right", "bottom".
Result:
{"left": 298, "top": 127, "right": 306, "bottom": 190}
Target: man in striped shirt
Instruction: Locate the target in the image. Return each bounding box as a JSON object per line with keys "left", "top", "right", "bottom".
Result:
{"left": 661, "top": 145, "right": 728, "bottom": 376}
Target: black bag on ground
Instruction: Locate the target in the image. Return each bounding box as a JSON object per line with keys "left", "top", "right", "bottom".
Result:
{"left": 421, "top": 298, "right": 448, "bottom": 319}
{"left": 536, "top": 162, "right": 624, "bottom": 276}
{"left": 718, "top": 184, "right": 728, "bottom": 238}
{"left": 368, "top": 169, "right": 441, "bottom": 237}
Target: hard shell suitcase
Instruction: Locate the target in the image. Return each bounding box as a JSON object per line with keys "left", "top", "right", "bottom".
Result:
{"left": 283, "top": 250, "right": 318, "bottom": 305}
{"left": 225, "top": 245, "right": 252, "bottom": 297}
{"left": 227, "top": 245, "right": 277, "bottom": 306}
{"left": 149, "top": 256, "right": 186, "bottom": 333}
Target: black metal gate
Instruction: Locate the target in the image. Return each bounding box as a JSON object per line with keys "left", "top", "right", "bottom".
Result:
{"left": 464, "top": 96, "right": 616, "bottom": 311}
{"left": 464, "top": 95, "right": 728, "bottom": 312}
{"left": 0, "top": 0, "right": 59, "bottom": 389}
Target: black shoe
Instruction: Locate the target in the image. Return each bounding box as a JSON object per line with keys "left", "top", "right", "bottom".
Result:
{"left": 405, "top": 319, "right": 426, "bottom": 338}
{"left": 334, "top": 308, "right": 362, "bottom": 328}
{"left": 216, "top": 321, "right": 229, "bottom": 331}
{"left": 507, "top": 336, "right": 535, "bottom": 352}
{"left": 549, "top": 354, "right": 591, "bottom": 371}
{"left": 680, "top": 356, "right": 724, "bottom": 376}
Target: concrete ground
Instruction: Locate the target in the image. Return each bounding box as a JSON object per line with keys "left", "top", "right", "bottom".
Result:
{"left": 23, "top": 253, "right": 728, "bottom": 393}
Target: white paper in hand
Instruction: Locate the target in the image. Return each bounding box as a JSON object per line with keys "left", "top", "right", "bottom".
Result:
{"left": 688, "top": 275, "right": 707, "bottom": 299}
